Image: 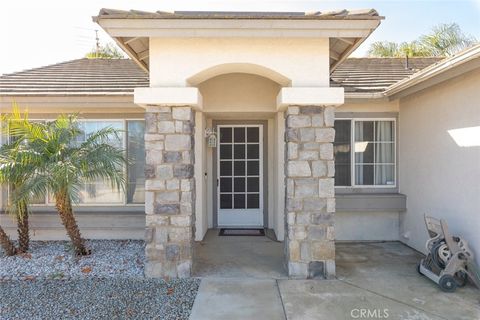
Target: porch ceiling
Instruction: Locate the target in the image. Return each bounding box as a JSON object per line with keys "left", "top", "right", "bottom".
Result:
{"left": 94, "top": 9, "right": 383, "bottom": 73}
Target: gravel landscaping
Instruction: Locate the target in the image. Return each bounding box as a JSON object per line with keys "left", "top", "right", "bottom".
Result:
{"left": 0, "top": 278, "right": 201, "bottom": 320}
{"left": 0, "top": 240, "right": 145, "bottom": 280}
{"left": 0, "top": 240, "right": 201, "bottom": 319}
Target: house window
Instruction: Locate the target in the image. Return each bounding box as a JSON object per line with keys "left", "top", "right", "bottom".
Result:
{"left": 7, "top": 119, "right": 145, "bottom": 206}
{"left": 334, "top": 119, "right": 396, "bottom": 187}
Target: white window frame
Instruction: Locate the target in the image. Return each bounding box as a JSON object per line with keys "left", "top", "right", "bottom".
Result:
{"left": 7, "top": 118, "right": 145, "bottom": 207}
{"left": 335, "top": 118, "right": 397, "bottom": 189}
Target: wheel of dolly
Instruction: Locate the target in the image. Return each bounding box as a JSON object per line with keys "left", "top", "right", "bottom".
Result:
{"left": 439, "top": 275, "right": 458, "bottom": 293}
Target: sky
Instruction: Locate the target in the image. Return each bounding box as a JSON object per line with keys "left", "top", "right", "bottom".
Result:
{"left": 0, "top": 0, "right": 479, "bottom": 75}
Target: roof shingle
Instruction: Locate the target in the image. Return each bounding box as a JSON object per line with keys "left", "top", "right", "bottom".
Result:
{"left": 0, "top": 59, "right": 149, "bottom": 94}
{"left": 0, "top": 57, "right": 443, "bottom": 95}
{"left": 331, "top": 57, "right": 443, "bottom": 93}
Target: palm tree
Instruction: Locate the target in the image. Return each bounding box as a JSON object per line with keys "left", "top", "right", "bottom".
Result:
{"left": 367, "top": 41, "right": 400, "bottom": 57}
{"left": 0, "top": 225, "right": 17, "bottom": 256}
{"left": 0, "top": 108, "right": 44, "bottom": 253}
{"left": 368, "top": 23, "right": 477, "bottom": 58}
{"left": 419, "top": 23, "right": 477, "bottom": 57}
{"left": 22, "top": 115, "right": 127, "bottom": 255}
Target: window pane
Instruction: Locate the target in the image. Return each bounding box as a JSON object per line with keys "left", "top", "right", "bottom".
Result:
{"left": 234, "top": 194, "right": 246, "bottom": 209}
{"left": 234, "top": 144, "right": 245, "bottom": 159}
{"left": 375, "top": 165, "right": 395, "bottom": 185}
{"left": 247, "top": 144, "right": 259, "bottom": 159}
{"left": 334, "top": 120, "right": 351, "bottom": 186}
{"left": 375, "top": 143, "right": 394, "bottom": 164}
{"left": 127, "top": 121, "right": 145, "bottom": 204}
{"left": 220, "top": 128, "right": 232, "bottom": 143}
{"left": 220, "top": 178, "right": 232, "bottom": 192}
{"left": 234, "top": 161, "right": 245, "bottom": 176}
{"left": 234, "top": 178, "right": 245, "bottom": 192}
{"left": 220, "top": 161, "right": 232, "bottom": 176}
{"left": 355, "top": 142, "right": 373, "bottom": 164}
{"left": 234, "top": 127, "right": 245, "bottom": 142}
{"left": 247, "top": 177, "right": 259, "bottom": 192}
{"left": 80, "top": 182, "right": 123, "bottom": 204}
{"left": 220, "top": 194, "right": 232, "bottom": 209}
{"left": 375, "top": 121, "right": 394, "bottom": 142}
{"left": 247, "top": 194, "right": 259, "bottom": 209}
{"left": 355, "top": 121, "right": 374, "bottom": 142}
{"left": 247, "top": 127, "right": 259, "bottom": 142}
{"left": 220, "top": 145, "right": 232, "bottom": 159}
{"left": 247, "top": 161, "right": 259, "bottom": 176}
{"left": 355, "top": 165, "right": 374, "bottom": 185}
{"left": 335, "top": 164, "right": 351, "bottom": 186}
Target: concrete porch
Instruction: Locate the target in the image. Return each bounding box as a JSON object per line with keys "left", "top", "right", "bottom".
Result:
{"left": 191, "top": 234, "right": 480, "bottom": 319}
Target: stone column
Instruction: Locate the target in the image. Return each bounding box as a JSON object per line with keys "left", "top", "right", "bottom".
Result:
{"left": 144, "top": 106, "right": 195, "bottom": 278}
{"left": 285, "top": 106, "right": 336, "bottom": 279}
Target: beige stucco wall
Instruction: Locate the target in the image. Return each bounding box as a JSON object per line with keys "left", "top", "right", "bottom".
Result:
{"left": 149, "top": 37, "right": 330, "bottom": 87}
{"left": 399, "top": 69, "right": 480, "bottom": 263}
{"left": 198, "top": 73, "right": 280, "bottom": 112}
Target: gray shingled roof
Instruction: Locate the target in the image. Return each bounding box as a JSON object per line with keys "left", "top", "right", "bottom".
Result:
{"left": 95, "top": 9, "right": 381, "bottom": 20}
{"left": 0, "top": 57, "right": 443, "bottom": 95}
{"left": 0, "top": 58, "right": 149, "bottom": 94}
{"left": 331, "top": 57, "right": 443, "bottom": 93}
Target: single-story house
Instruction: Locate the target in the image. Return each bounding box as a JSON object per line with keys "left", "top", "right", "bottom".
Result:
{"left": 1, "top": 9, "right": 479, "bottom": 279}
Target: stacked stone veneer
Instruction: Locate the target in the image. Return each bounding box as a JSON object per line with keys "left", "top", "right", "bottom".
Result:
{"left": 285, "top": 106, "right": 336, "bottom": 279}
{"left": 144, "top": 106, "right": 195, "bottom": 278}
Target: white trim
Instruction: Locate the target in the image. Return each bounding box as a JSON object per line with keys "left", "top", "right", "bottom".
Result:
{"left": 216, "top": 124, "right": 264, "bottom": 227}
{"left": 276, "top": 87, "right": 344, "bottom": 110}
{"left": 335, "top": 117, "right": 397, "bottom": 189}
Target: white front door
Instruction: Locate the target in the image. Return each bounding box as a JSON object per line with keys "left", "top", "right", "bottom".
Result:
{"left": 217, "top": 125, "right": 263, "bottom": 227}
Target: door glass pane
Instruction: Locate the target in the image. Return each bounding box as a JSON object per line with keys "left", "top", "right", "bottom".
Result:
{"left": 247, "top": 144, "right": 259, "bottom": 159}
{"left": 220, "top": 178, "right": 232, "bottom": 192}
{"left": 247, "top": 127, "right": 259, "bottom": 142}
{"left": 220, "top": 194, "right": 232, "bottom": 209}
{"left": 247, "top": 177, "right": 259, "bottom": 192}
{"left": 220, "top": 127, "right": 232, "bottom": 143}
{"left": 220, "top": 145, "right": 232, "bottom": 159}
{"left": 247, "top": 161, "right": 259, "bottom": 175}
{"left": 234, "top": 144, "right": 245, "bottom": 159}
{"left": 220, "top": 161, "right": 232, "bottom": 176}
{"left": 234, "top": 161, "right": 245, "bottom": 176}
{"left": 247, "top": 194, "right": 259, "bottom": 209}
{"left": 234, "top": 178, "right": 245, "bottom": 192}
{"left": 234, "top": 127, "right": 245, "bottom": 142}
{"left": 234, "top": 194, "right": 246, "bottom": 209}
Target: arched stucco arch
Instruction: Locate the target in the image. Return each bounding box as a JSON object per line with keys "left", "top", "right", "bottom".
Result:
{"left": 187, "top": 63, "right": 291, "bottom": 87}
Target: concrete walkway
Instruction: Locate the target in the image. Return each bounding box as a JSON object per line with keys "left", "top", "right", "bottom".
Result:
{"left": 190, "top": 233, "right": 480, "bottom": 320}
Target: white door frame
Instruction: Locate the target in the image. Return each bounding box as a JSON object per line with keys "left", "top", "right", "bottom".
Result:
{"left": 216, "top": 124, "right": 264, "bottom": 227}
